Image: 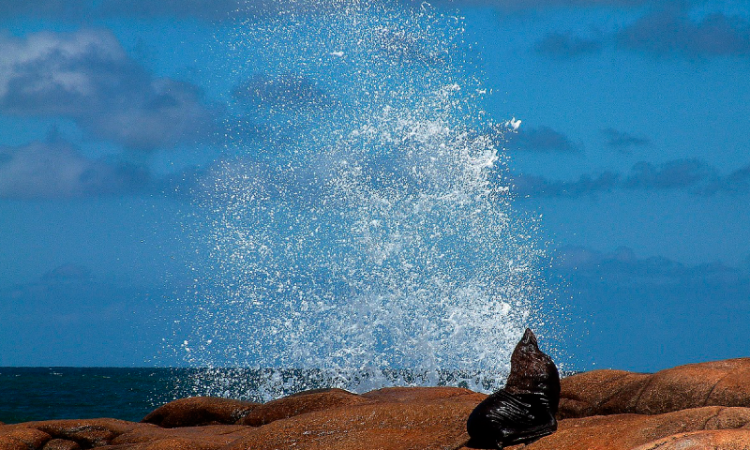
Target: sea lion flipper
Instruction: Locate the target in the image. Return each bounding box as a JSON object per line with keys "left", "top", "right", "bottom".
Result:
{"left": 501, "top": 420, "right": 557, "bottom": 446}
{"left": 483, "top": 391, "right": 536, "bottom": 426}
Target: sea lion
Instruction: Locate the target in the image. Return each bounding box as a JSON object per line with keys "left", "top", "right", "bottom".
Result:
{"left": 466, "top": 328, "right": 560, "bottom": 449}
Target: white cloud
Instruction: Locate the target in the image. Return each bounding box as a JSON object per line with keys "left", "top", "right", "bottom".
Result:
{"left": 0, "top": 29, "right": 216, "bottom": 150}
{"left": 0, "top": 140, "right": 151, "bottom": 199}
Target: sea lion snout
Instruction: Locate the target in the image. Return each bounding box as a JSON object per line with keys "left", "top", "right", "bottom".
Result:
{"left": 520, "top": 328, "right": 537, "bottom": 347}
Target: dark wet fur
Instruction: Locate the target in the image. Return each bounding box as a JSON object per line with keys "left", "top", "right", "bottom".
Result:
{"left": 466, "top": 329, "right": 560, "bottom": 449}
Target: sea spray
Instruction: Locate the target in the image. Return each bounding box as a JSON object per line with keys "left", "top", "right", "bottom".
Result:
{"left": 173, "top": 0, "right": 550, "bottom": 401}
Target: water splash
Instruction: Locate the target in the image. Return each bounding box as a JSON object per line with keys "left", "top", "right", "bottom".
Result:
{"left": 174, "top": 0, "right": 550, "bottom": 400}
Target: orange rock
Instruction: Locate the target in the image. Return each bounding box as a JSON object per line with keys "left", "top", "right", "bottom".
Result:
{"left": 29, "top": 419, "right": 138, "bottom": 448}
{"left": 558, "top": 369, "right": 650, "bottom": 418}
{"left": 41, "top": 439, "right": 80, "bottom": 450}
{"left": 109, "top": 436, "right": 233, "bottom": 450}
{"left": 143, "top": 397, "right": 260, "bottom": 428}
{"left": 0, "top": 425, "right": 51, "bottom": 450}
{"left": 631, "top": 429, "right": 750, "bottom": 450}
{"left": 237, "top": 388, "right": 374, "bottom": 426}
{"left": 112, "top": 423, "right": 253, "bottom": 449}
{"left": 0, "top": 437, "right": 26, "bottom": 450}
{"left": 227, "top": 389, "right": 487, "bottom": 450}
{"left": 504, "top": 406, "right": 750, "bottom": 450}
{"left": 559, "top": 358, "right": 750, "bottom": 418}
{"left": 362, "top": 386, "right": 480, "bottom": 403}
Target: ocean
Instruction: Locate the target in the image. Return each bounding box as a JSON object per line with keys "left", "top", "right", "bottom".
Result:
{"left": 0, "top": 367, "right": 521, "bottom": 424}
{"left": 0, "top": 368, "right": 180, "bottom": 424}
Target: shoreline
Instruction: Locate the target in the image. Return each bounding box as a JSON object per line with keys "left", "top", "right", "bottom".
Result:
{"left": 2, "top": 358, "right": 750, "bottom": 449}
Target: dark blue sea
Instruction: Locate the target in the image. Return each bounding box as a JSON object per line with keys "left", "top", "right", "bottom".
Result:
{"left": 0, "top": 368, "right": 183, "bottom": 424}
{"left": 0, "top": 367, "right": 520, "bottom": 425}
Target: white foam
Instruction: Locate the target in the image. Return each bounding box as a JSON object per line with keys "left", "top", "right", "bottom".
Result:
{"left": 172, "top": 0, "right": 548, "bottom": 401}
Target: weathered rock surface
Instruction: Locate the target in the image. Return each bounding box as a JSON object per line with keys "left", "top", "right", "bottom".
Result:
{"left": 33, "top": 418, "right": 139, "bottom": 447}
{"left": 237, "top": 388, "right": 374, "bottom": 426}
{"left": 112, "top": 424, "right": 255, "bottom": 450}
{"left": 631, "top": 430, "right": 750, "bottom": 450}
{"left": 0, "top": 426, "right": 51, "bottom": 450}
{"left": 0, "top": 419, "right": 137, "bottom": 449}
{"left": 493, "top": 406, "right": 750, "bottom": 450}
{"left": 3, "top": 358, "right": 750, "bottom": 450}
{"left": 559, "top": 358, "right": 750, "bottom": 418}
{"left": 142, "top": 397, "right": 260, "bottom": 428}
{"left": 361, "top": 386, "right": 477, "bottom": 403}
{"left": 41, "top": 439, "right": 81, "bottom": 450}
{"left": 229, "top": 389, "right": 485, "bottom": 450}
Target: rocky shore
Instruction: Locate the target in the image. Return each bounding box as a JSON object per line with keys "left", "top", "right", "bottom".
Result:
{"left": 2, "top": 358, "right": 750, "bottom": 450}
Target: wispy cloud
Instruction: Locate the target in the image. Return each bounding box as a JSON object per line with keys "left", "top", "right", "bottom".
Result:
{"left": 0, "top": 0, "right": 340, "bottom": 21}
{"left": 623, "top": 159, "right": 715, "bottom": 190}
{"left": 534, "top": 32, "right": 603, "bottom": 57}
{"left": 0, "top": 140, "right": 152, "bottom": 199}
{"left": 0, "top": 0, "right": 97, "bottom": 20}
{"left": 0, "top": 30, "right": 217, "bottom": 151}
{"left": 40, "top": 263, "right": 93, "bottom": 282}
{"left": 0, "top": 0, "right": 654, "bottom": 21}
{"left": 511, "top": 171, "right": 620, "bottom": 197}
{"left": 98, "top": 0, "right": 247, "bottom": 20}
{"left": 503, "top": 125, "right": 582, "bottom": 153}
{"left": 0, "top": 0, "right": 672, "bottom": 24}
{"left": 702, "top": 163, "right": 750, "bottom": 196}
{"left": 534, "top": 4, "right": 750, "bottom": 59}
{"left": 550, "top": 244, "right": 750, "bottom": 371}
{"left": 509, "top": 159, "right": 750, "bottom": 198}
{"left": 602, "top": 128, "right": 650, "bottom": 153}
{"left": 617, "top": 6, "right": 750, "bottom": 57}
{"left": 420, "top": 0, "right": 649, "bottom": 11}
{"left": 232, "top": 73, "right": 332, "bottom": 110}
{"left": 552, "top": 245, "right": 749, "bottom": 285}
{"left": 369, "top": 25, "right": 449, "bottom": 65}
{"left": 171, "top": 155, "right": 319, "bottom": 204}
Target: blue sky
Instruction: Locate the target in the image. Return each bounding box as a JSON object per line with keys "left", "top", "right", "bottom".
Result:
{"left": 1, "top": 0, "right": 749, "bottom": 372}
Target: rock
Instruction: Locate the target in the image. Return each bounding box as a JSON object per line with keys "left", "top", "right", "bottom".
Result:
{"left": 237, "top": 388, "right": 373, "bottom": 426}
{"left": 362, "top": 386, "right": 479, "bottom": 403}
{"left": 31, "top": 419, "right": 138, "bottom": 448}
{"left": 557, "top": 369, "right": 650, "bottom": 418}
{"left": 0, "top": 425, "right": 51, "bottom": 450}
{"left": 631, "top": 430, "right": 750, "bottom": 450}
{"left": 502, "top": 406, "right": 750, "bottom": 450}
{"left": 143, "top": 397, "right": 260, "bottom": 428}
{"left": 0, "top": 422, "right": 256, "bottom": 450}
{"left": 636, "top": 359, "right": 750, "bottom": 415}
{"left": 116, "top": 436, "right": 232, "bottom": 450}
{"left": 559, "top": 358, "right": 750, "bottom": 418}
{"left": 0, "top": 438, "right": 26, "bottom": 450}
{"left": 42, "top": 439, "right": 81, "bottom": 450}
{"left": 227, "top": 389, "right": 487, "bottom": 450}
{"left": 112, "top": 423, "right": 252, "bottom": 449}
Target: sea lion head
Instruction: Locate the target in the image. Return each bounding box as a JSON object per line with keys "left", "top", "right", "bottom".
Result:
{"left": 504, "top": 328, "right": 560, "bottom": 412}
